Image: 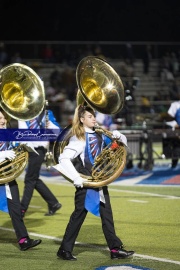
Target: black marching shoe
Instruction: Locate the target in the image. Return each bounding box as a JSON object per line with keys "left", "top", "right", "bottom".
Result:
{"left": 57, "top": 249, "right": 77, "bottom": 261}
{"left": 111, "top": 247, "right": 134, "bottom": 259}
{"left": 45, "top": 202, "right": 62, "bottom": 216}
{"left": 19, "top": 238, "right": 42, "bottom": 251}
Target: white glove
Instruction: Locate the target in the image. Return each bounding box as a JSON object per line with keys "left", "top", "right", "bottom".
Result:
{"left": 21, "top": 142, "right": 39, "bottom": 155}
{"left": 119, "top": 133, "right": 128, "bottom": 147}
{"left": 73, "top": 176, "right": 84, "bottom": 188}
{"left": 112, "top": 130, "right": 121, "bottom": 139}
{"left": 112, "top": 130, "right": 128, "bottom": 147}
{"left": 0, "top": 150, "right": 16, "bottom": 161}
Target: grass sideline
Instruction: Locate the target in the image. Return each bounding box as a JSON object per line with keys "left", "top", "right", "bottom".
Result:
{"left": 0, "top": 179, "right": 180, "bottom": 270}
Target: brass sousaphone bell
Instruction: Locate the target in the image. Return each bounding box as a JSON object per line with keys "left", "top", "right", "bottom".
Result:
{"left": 53, "top": 56, "right": 127, "bottom": 188}
{"left": 0, "top": 63, "right": 45, "bottom": 121}
{"left": 0, "top": 63, "right": 45, "bottom": 184}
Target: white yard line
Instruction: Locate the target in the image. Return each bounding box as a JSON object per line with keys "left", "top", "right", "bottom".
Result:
{"left": 0, "top": 227, "right": 180, "bottom": 266}
{"left": 109, "top": 187, "right": 180, "bottom": 199}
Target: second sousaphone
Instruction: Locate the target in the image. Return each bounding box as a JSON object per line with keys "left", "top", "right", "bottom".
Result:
{"left": 53, "top": 56, "right": 127, "bottom": 188}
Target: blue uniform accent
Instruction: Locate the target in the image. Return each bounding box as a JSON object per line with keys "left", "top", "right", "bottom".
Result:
{"left": 0, "top": 185, "right": 8, "bottom": 213}
{"left": 48, "top": 110, "right": 60, "bottom": 128}
{"left": 84, "top": 132, "right": 112, "bottom": 217}
{"left": 85, "top": 188, "right": 100, "bottom": 217}
{"left": 175, "top": 108, "right": 180, "bottom": 125}
{"left": 26, "top": 110, "right": 61, "bottom": 129}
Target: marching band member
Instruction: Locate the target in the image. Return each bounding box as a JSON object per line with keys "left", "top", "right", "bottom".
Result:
{"left": 0, "top": 108, "right": 42, "bottom": 251}
{"left": 166, "top": 99, "right": 180, "bottom": 168}
{"left": 54, "top": 104, "right": 134, "bottom": 261}
{"left": 18, "top": 107, "right": 62, "bottom": 217}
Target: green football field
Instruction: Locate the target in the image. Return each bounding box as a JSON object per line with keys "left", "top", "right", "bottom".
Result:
{"left": 0, "top": 179, "right": 180, "bottom": 270}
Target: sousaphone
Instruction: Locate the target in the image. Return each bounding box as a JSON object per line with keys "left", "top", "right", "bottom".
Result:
{"left": 0, "top": 63, "right": 45, "bottom": 184}
{"left": 53, "top": 56, "right": 127, "bottom": 187}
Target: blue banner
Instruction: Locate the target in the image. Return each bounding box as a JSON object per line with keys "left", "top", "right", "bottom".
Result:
{"left": 0, "top": 129, "right": 61, "bottom": 142}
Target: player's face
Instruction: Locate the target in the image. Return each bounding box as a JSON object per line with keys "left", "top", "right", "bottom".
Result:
{"left": 0, "top": 112, "right": 7, "bottom": 129}
{"left": 80, "top": 111, "right": 96, "bottom": 129}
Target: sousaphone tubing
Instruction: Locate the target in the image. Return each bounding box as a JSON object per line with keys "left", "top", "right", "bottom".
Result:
{"left": 53, "top": 56, "right": 126, "bottom": 187}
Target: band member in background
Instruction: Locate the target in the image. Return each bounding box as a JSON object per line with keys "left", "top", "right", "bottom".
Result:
{"left": 0, "top": 108, "right": 42, "bottom": 251}
{"left": 166, "top": 99, "right": 180, "bottom": 168}
{"left": 54, "top": 105, "right": 134, "bottom": 261}
{"left": 18, "top": 107, "right": 62, "bottom": 217}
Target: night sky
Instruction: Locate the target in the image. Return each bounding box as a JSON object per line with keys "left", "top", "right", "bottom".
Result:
{"left": 1, "top": 0, "right": 180, "bottom": 41}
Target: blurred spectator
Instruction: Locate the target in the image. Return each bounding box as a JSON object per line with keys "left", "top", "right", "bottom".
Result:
{"left": 153, "top": 90, "right": 169, "bottom": 114}
{"left": 124, "top": 77, "right": 139, "bottom": 103}
{"left": 169, "top": 52, "right": 179, "bottom": 78}
{"left": 96, "top": 112, "right": 119, "bottom": 131}
{"left": 94, "top": 45, "right": 106, "bottom": 60}
{"left": 61, "top": 68, "right": 76, "bottom": 103}
{"left": 10, "top": 52, "right": 23, "bottom": 63}
{"left": 142, "top": 45, "right": 152, "bottom": 75}
{"left": 47, "top": 68, "right": 70, "bottom": 103}
{"left": 0, "top": 42, "right": 9, "bottom": 67}
{"left": 53, "top": 46, "right": 63, "bottom": 63}
{"left": 49, "top": 68, "right": 62, "bottom": 89}
{"left": 81, "top": 44, "right": 94, "bottom": 58}
{"left": 116, "top": 77, "right": 139, "bottom": 127}
{"left": 119, "top": 57, "right": 135, "bottom": 80}
{"left": 169, "top": 79, "right": 180, "bottom": 101}
{"left": 46, "top": 86, "right": 58, "bottom": 102}
{"left": 46, "top": 67, "right": 77, "bottom": 124}
{"left": 116, "top": 104, "right": 132, "bottom": 127}
{"left": 125, "top": 43, "right": 134, "bottom": 66}
{"left": 45, "top": 84, "right": 65, "bottom": 124}
{"left": 41, "top": 44, "right": 55, "bottom": 63}
{"left": 141, "top": 95, "right": 151, "bottom": 113}
{"left": 159, "top": 52, "right": 174, "bottom": 84}
{"left": 75, "top": 45, "right": 94, "bottom": 65}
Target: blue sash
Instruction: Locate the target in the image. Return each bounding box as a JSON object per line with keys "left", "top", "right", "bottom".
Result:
{"left": 84, "top": 132, "right": 111, "bottom": 217}
{"left": 85, "top": 189, "right": 100, "bottom": 217}
{"left": 0, "top": 185, "right": 8, "bottom": 213}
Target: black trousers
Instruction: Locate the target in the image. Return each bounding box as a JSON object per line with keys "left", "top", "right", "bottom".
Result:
{"left": 163, "top": 137, "right": 180, "bottom": 166}
{"left": 60, "top": 186, "right": 122, "bottom": 252}
{"left": 21, "top": 147, "right": 58, "bottom": 211}
{"left": 7, "top": 180, "right": 29, "bottom": 241}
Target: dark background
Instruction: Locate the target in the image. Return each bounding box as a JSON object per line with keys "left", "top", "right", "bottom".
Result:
{"left": 1, "top": 0, "right": 180, "bottom": 41}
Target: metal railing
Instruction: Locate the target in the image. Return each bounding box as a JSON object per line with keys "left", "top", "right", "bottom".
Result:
{"left": 123, "top": 128, "right": 180, "bottom": 170}
{"left": 1, "top": 40, "right": 180, "bottom": 61}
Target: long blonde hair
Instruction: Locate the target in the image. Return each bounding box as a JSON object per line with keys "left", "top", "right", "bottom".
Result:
{"left": 69, "top": 104, "right": 95, "bottom": 140}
